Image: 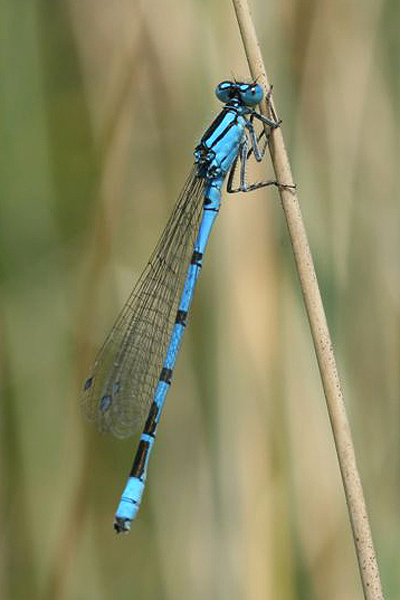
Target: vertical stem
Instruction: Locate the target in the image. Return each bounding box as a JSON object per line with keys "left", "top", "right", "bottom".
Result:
{"left": 231, "top": 1, "right": 385, "bottom": 599}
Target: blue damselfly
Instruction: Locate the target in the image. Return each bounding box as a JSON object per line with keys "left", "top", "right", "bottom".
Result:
{"left": 82, "top": 80, "right": 285, "bottom": 532}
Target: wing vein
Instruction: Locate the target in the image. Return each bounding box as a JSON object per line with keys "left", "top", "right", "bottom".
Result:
{"left": 81, "top": 170, "right": 205, "bottom": 438}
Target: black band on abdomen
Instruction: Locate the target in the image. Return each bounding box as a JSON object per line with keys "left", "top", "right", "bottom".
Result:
{"left": 143, "top": 402, "right": 158, "bottom": 436}
{"left": 130, "top": 440, "right": 150, "bottom": 478}
{"left": 175, "top": 309, "right": 188, "bottom": 325}
{"left": 191, "top": 250, "right": 203, "bottom": 266}
{"left": 159, "top": 367, "right": 172, "bottom": 384}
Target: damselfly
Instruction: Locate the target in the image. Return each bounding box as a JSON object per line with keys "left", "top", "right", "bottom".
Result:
{"left": 82, "top": 80, "right": 285, "bottom": 533}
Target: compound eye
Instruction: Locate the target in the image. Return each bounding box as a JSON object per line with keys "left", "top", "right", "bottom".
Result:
{"left": 240, "top": 84, "right": 263, "bottom": 107}
{"left": 215, "top": 81, "right": 235, "bottom": 103}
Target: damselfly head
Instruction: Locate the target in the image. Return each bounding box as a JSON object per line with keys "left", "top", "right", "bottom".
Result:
{"left": 215, "top": 80, "right": 263, "bottom": 107}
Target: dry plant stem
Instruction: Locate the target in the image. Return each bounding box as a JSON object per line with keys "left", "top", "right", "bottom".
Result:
{"left": 231, "top": 1, "right": 385, "bottom": 599}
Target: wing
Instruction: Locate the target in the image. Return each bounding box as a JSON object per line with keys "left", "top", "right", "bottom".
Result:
{"left": 81, "top": 170, "right": 205, "bottom": 438}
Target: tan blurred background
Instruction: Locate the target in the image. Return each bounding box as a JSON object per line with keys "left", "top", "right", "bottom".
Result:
{"left": 0, "top": 0, "right": 398, "bottom": 599}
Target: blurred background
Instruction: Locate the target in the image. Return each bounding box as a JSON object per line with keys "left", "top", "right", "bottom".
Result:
{"left": 0, "top": 0, "right": 398, "bottom": 599}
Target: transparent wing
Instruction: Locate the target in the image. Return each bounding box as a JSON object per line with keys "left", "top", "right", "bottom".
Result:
{"left": 81, "top": 170, "right": 205, "bottom": 438}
